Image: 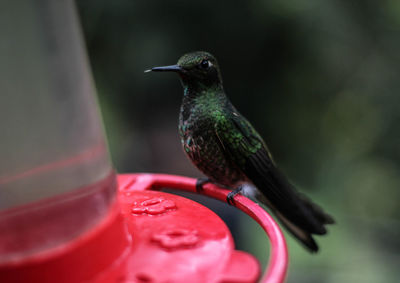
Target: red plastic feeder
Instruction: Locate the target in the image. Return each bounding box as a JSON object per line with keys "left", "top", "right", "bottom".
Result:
{"left": 118, "top": 173, "right": 289, "bottom": 283}
{"left": 0, "top": 1, "right": 288, "bottom": 282}
{"left": 0, "top": 173, "right": 288, "bottom": 283}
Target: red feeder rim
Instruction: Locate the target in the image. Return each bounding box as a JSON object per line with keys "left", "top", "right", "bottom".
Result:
{"left": 118, "top": 173, "right": 289, "bottom": 283}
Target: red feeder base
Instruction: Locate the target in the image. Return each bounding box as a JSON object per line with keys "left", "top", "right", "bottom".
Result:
{"left": 0, "top": 174, "right": 288, "bottom": 283}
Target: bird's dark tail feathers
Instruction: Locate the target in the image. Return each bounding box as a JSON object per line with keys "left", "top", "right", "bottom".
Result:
{"left": 298, "top": 193, "right": 335, "bottom": 226}
{"left": 272, "top": 195, "right": 335, "bottom": 252}
{"left": 250, "top": 165, "right": 335, "bottom": 253}
{"left": 240, "top": 143, "right": 335, "bottom": 252}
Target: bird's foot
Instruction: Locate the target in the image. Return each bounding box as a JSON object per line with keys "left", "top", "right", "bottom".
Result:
{"left": 195, "top": 177, "right": 211, "bottom": 193}
{"left": 227, "top": 185, "right": 244, "bottom": 206}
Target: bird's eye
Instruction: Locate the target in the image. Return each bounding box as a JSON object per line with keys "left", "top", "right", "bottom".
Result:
{"left": 199, "top": 59, "right": 210, "bottom": 69}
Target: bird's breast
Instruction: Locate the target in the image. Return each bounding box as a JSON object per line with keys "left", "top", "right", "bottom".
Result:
{"left": 178, "top": 110, "right": 244, "bottom": 186}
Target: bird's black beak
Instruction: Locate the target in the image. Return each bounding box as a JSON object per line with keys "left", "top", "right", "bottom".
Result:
{"left": 144, "top": 65, "right": 183, "bottom": 73}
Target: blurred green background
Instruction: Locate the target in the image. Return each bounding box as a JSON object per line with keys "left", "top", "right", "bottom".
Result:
{"left": 77, "top": 1, "right": 400, "bottom": 282}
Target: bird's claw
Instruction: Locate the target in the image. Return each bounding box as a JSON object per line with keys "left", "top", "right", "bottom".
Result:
{"left": 226, "top": 186, "right": 243, "bottom": 206}
{"left": 226, "top": 191, "right": 236, "bottom": 205}
{"left": 195, "top": 178, "right": 210, "bottom": 193}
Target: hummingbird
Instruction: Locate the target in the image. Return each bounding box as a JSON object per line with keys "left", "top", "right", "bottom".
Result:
{"left": 146, "top": 51, "right": 334, "bottom": 252}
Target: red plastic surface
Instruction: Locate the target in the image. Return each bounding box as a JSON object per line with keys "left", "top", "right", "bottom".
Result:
{"left": 119, "top": 190, "right": 260, "bottom": 283}
{"left": 0, "top": 173, "right": 288, "bottom": 283}
{"left": 119, "top": 174, "right": 288, "bottom": 283}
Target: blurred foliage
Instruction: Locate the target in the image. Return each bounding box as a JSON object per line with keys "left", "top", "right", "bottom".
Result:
{"left": 77, "top": 0, "right": 400, "bottom": 282}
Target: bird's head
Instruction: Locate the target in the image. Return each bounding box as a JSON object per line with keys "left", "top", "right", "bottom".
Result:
{"left": 146, "top": 51, "right": 223, "bottom": 90}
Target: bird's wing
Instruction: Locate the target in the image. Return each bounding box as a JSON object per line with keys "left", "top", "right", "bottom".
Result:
{"left": 215, "top": 113, "right": 330, "bottom": 236}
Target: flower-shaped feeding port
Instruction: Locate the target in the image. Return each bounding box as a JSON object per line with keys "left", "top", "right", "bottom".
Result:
{"left": 131, "top": 197, "right": 176, "bottom": 215}
{"left": 151, "top": 228, "right": 200, "bottom": 250}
